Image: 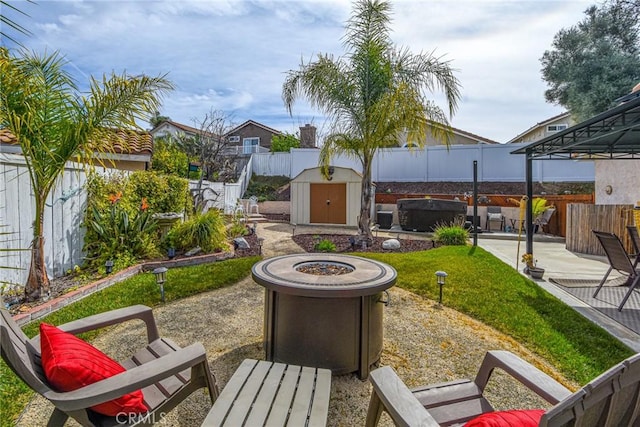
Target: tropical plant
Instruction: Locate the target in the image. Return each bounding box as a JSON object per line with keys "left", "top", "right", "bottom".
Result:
{"left": 282, "top": 0, "right": 461, "bottom": 239}
{"left": 532, "top": 197, "right": 552, "bottom": 219}
{"left": 0, "top": 48, "right": 173, "bottom": 300}
{"left": 84, "top": 193, "right": 158, "bottom": 269}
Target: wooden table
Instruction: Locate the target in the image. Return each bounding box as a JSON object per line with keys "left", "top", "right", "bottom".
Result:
{"left": 202, "top": 359, "right": 331, "bottom": 426}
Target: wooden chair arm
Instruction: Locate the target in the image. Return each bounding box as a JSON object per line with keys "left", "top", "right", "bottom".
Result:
{"left": 474, "top": 351, "right": 571, "bottom": 405}
{"left": 367, "top": 366, "right": 439, "bottom": 427}
{"left": 36, "top": 305, "right": 160, "bottom": 344}
{"left": 43, "top": 342, "right": 209, "bottom": 412}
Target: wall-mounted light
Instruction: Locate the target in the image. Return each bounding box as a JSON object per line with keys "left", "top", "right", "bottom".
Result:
{"left": 605, "top": 185, "right": 613, "bottom": 195}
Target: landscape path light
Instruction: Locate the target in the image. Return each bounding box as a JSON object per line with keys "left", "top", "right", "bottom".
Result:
{"left": 257, "top": 237, "right": 265, "bottom": 255}
{"left": 153, "top": 267, "right": 168, "bottom": 302}
{"left": 435, "top": 270, "right": 448, "bottom": 305}
{"left": 105, "top": 260, "right": 114, "bottom": 275}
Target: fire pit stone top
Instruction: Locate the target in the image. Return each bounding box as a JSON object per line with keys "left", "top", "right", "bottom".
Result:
{"left": 251, "top": 253, "right": 397, "bottom": 298}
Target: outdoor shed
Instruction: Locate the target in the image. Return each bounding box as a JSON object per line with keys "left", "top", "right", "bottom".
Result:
{"left": 290, "top": 166, "right": 365, "bottom": 227}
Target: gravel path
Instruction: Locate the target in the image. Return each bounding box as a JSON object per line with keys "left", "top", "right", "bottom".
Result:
{"left": 16, "top": 223, "right": 575, "bottom": 426}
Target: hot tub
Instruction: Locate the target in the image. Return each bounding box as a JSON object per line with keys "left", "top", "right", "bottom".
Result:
{"left": 397, "top": 198, "right": 467, "bottom": 232}
{"left": 251, "top": 254, "right": 397, "bottom": 379}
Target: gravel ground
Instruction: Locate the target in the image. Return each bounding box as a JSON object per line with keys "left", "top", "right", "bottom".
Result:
{"left": 16, "top": 223, "right": 575, "bottom": 426}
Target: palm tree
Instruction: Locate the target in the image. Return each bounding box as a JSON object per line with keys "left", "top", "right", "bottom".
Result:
{"left": 0, "top": 48, "right": 174, "bottom": 300}
{"left": 282, "top": 0, "right": 461, "bottom": 240}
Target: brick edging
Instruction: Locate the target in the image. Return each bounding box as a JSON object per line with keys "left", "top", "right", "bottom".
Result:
{"left": 13, "top": 251, "right": 235, "bottom": 326}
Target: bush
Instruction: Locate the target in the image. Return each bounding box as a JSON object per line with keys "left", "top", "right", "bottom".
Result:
{"left": 168, "top": 210, "right": 227, "bottom": 253}
{"left": 433, "top": 221, "right": 469, "bottom": 246}
{"left": 84, "top": 193, "right": 158, "bottom": 268}
{"left": 314, "top": 239, "right": 337, "bottom": 252}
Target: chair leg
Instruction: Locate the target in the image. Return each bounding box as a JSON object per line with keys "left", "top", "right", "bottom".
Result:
{"left": 593, "top": 267, "right": 613, "bottom": 298}
{"left": 618, "top": 275, "right": 640, "bottom": 311}
{"left": 365, "top": 392, "right": 384, "bottom": 427}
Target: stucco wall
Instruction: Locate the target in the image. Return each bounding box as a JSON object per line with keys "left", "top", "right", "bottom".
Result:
{"left": 595, "top": 160, "right": 640, "bottom": 205}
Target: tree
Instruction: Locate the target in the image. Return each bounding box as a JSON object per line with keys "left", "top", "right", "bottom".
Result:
{"left": 149, "top": 110, "right": 171, "bottom": 128}
{"left": 0, "top": 48, "right": 173, "bottom": 300}
{"left": 175, "top": 109, "right": 237, "bottom": 211}
{"left": 283, "top": 0, "right": 460, "bottom": 239}
{"left": 541, "top": 2, "right": 640, "bottom": 121}
{"left": 0, "top": 0, "right": 35, "bottom": 47}
{"left": 271, "top": 132, "right": 300, "bottom": 152}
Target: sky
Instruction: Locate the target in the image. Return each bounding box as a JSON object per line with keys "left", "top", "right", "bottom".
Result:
{"left": 3, "top": 0, "right": 597, "bottom": 142}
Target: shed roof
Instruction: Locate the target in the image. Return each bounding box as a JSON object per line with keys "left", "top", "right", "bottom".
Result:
{"left": 511, "top": 95, "right": 640, "bottom": 160}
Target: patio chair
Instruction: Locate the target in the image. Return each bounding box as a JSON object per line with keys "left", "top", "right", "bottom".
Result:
{"left": 1, "top": 305, "right": 218, "bottom": 426}
{"left": 366, "top": 350, "right": 640, "bottom": 427}
{"left": 592, "top": 230, "right": 640, "bottom": 311}
{"left": 628, "top": 225, "right": 640, "bottom": 268}
{"left": 534, "top": 207, "right": 556, "bottom": 234}
{"left": 248, "top": 195, "right": 260, "bottom": 214}
{"left": 486, "top": 206, "right": 505, "bottom": 232}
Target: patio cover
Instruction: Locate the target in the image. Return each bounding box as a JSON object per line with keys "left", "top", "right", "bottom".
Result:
{"left": 511, "top": 94, "right": 640, "bottom": 255}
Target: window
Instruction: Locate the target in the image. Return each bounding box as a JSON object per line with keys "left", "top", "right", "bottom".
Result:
{"left": 547, "top": 124, "right": 568, "bottom": 133}
{"left": 228, "top": 135, "right": 240, "bottom": 143}
{"left": 243, "top": 137, "right": 260, "bottom": 154}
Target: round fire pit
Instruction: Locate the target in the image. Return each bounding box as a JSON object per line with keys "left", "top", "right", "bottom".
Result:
{"left": 252, "top": 254, "right": 397, "bottom": 378}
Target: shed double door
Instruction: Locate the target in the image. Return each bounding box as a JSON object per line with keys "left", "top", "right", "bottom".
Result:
{"left": 310, "top": 183, "right": 346, "bottom": 224}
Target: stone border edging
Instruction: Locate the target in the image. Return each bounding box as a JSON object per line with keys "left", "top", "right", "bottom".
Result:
{"left": 13, "top": 251, "right": 235, "bottom": 327}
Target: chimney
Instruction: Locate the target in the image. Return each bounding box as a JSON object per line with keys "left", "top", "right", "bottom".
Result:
{"left": 299, "top": 124, "right": 317, "bottom": 148}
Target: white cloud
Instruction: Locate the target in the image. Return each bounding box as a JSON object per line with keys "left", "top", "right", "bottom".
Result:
{"left": 4, "top": 0, "right": 595, "bottom": 141}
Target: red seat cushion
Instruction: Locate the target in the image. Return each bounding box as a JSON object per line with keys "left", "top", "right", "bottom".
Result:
{"left": 464, "top": 409, "right": 545, "bottom": 426}
{"left": 39, "top": 323, "right": 148, "bottom": 416}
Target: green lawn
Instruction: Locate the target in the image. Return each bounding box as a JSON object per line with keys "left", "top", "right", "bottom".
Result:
{"left": 1, "top": 247, "right": 634, "bottom": 425}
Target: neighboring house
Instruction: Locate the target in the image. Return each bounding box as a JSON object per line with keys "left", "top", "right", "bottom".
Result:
{"left": 225, "top": 120, "right": 283, "bottom": 155}
{"left": 0, "top": 128, "right": 153, "bottom": 171}
{"left": 507, "top": 112, "right": 577, "bottom": 144}
{"left": 400, "top": 123, "right": 498, "bottom": 147}
{"left": 149, "top": 120, "right": 201, "bottom": 140}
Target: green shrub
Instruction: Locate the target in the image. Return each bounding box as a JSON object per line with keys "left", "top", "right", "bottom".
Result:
{"left": 270, "top": 132, "right": 300, "bottom": 152}
{"left": 84, "top": 195, "right": 158, "bottom": 268}
{"left": 151, "top": 138, "right": 189, "bottom": 177}
{"left": 314, "top": 239, "right": 337, "bottom": 252}
{"left": 433, "top": 221, "right": 469, "bottom": 246}
{"left": 169, "top": 210, "right": 227, "bottom": 252}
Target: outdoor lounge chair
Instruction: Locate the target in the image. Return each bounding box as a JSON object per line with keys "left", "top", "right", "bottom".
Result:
{"left": 534, "top": 207, "right": 556, "bottom": 234}
{"left": 366, "top": 350, "right": 640, "bottom": 427}
{"left": 592, "top": 230, "right": 640, "bottom": 311}
{"left": 628, "top": 225, "right": 640, "bottom": 268}
{"left": 1, "top": 305, "right": 218, "bottom": 426}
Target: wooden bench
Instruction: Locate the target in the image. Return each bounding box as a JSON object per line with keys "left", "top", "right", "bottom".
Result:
{"left": 202, "top": 359, "right": 331, "bottom": 426}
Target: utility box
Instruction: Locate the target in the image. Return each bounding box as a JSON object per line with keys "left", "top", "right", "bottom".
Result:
{"left": 377, "top": 211, "right": 393, "bottom": 229}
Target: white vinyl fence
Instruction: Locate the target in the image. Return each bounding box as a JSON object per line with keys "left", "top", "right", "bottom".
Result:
{"left": 1, "top": 153, "right": 89, "bottom": 289}
{"left": 252, "top": 143, "right": 595, "bottom": 182}
{"left": 1, "top": 154, "right": 256, "bottom": 287}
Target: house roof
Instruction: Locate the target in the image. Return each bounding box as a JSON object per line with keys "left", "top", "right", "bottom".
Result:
{"left": 0, "top": 128, "right": 153, "bottom": 155}
{"left": 226, "top": 120, "right": 283, "bottom": 136}
{"left": 448, "top": 125, "right": 499, "bottom": 144}
{"left": 151, "top": 120, "right": 202, "bottom": 136}
{"left": 511, "top": 96, "right": 640, "bottom": 160}
{"left": 507, "top": 112, "right": 572, "bottom": 144}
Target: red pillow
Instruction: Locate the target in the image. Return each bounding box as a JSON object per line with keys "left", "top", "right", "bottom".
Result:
{"left": 39, "top": 323, "right": 148, "bottom": 416}
{"left": 464, "top": 409, "right": 545, "bottom": 426}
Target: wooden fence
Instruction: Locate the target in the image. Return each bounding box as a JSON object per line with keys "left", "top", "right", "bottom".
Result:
{"left": 566, "top": 204, "right": 635, "bottom": 255}
{"left": 375, "top": 193, "right": 595, "bottom": 237}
